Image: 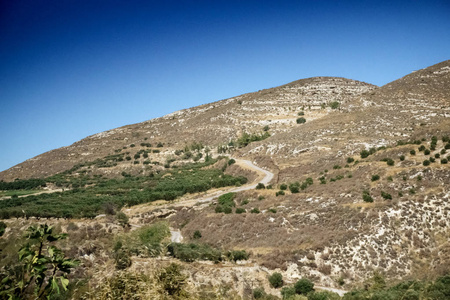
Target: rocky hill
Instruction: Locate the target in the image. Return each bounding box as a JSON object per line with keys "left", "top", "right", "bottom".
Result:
{"left": 0, "top": 60, "right": 449, "bottom": 299}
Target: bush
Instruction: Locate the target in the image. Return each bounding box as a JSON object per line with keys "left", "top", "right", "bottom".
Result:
{"left": 424, "top": 149, "right": 430, "bottom": 155}
{"left": 276, "top": 191, "right": 285, "bottom": 196}
{"left": 329, "top": 101, "right": 340, "bottom": 109}
{"left": 360, "top": 150, "right": 370, "bottom": 158}
{"left": 157, "top": 263, "right": 187, "bottom": 296}
{"left": 227, "top": 250, "right": 249, "bottom": 261}
{"left": 400, "top": 155, "right": 405, "bottom": 161}
{"left": 363, "top": 190, "right": 373, "bottom": 203}
{"left": 423, "top": 160, "right": 430, "bottom": 166}
{"left": 410, "top": 150, "right": 416, "bottom": 155}
{"left": 193, "top": 230, "right": 202, "bottom": 239}
{"left": 281, "top": 287, "right": 296, "bottom": 299}
{"left": 256, "top": 183, "right": 266, "bottom": 189}
{"left": 0, "top": 221, "right": 6, "bottom": 236}
{"left": 441, "top": 159, "right": 448, "bottom": 164}
{"left": 253, "top": 288, "right": 266, "bottom": 299}
{"left": 371, "top": 174, "right": 380, "bottom": 181}
{"left": 235, "top": 208, "right": 246, "bottom": 214}
{"left": 269, "top": 272, "right": 284, "bottom": 288}
{"left": 418, "top": 145, "right": 426, "bottom": 152}
{"left": 296, "top": 117, "right": 306, "bottom": 124}
{"left": 347, "top": 157, "right": 354, "bottom": 163}
{"left": 386, "top": 159, "right": 394, "bottom": 166}
{"left": 294, "top": 278, "right": 314, "bottom": 295}
{"left": 381, "top": 191, "right": 392, "bottom": 200}
{"left": 223, "top": 206, "right": 232, "bottom": 214}
{"left": 228, "top": 158, "right": 236, "bottom": 166}
{"left": 430, "top": 157, "right": 435, "bottom": 163}
{"left": 117, "top": 212, "right": 129, "bottom": 227}
{"left": 250, "top": 208, "right": 260, "bottom": 213}
{"left": 280, "top": 183, "right": 288, "bottom": 190}
{"left": 298, "top": 111, "right": 305, "bottom": 116}
{"left": 289, "top": 182, "right": 300, "bottom": 193}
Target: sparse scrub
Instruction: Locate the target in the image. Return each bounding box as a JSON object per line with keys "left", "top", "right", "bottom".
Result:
{"left": 371, "top": 174, "right": 380, "bottom": 181}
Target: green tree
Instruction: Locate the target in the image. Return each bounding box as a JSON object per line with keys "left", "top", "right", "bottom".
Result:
{"left": 269, "top": 272, "right": 284, "bottom": 288}
{"left": 0, "top": 224, "right": 79, "bottom": 299}
{"left": 294, "top": 278, "right": 314, "bottom": 295}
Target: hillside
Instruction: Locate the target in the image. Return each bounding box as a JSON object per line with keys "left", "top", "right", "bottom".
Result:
{"left": 0, "top": 60, "right": 449, "bottom": 299}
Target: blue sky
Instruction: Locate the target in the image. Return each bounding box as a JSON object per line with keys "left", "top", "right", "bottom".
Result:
{"left": 0, "top": 0, "right": 449, "bottom": 173}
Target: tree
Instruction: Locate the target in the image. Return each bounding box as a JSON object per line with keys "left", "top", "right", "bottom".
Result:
{"left": 0, "top": 224, "right": 79, "bottom": 299}
{"left": 294, "top": 278, "right": 314, "bottom": 295}
{"left": 269, "top": 272, "right": 284, "bottom": 288}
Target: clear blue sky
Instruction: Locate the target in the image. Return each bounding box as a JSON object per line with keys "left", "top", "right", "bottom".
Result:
{"left": 1, "top": 0, "right": 449, "bottom": 173}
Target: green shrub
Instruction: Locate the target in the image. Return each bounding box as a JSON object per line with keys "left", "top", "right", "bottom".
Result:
{"left": 0, "top": 221, "right": 6, "bottom": 236}
{"left": 218, "top": 192, "right": 235, "bottom": 207}
{"left": 193, "top": 230, "right": 202, "bottom": 239}
{"left": 435, "top": 153, "right": 440, "bottom": 158}
{"left": 296, "top": 117, "right": 306, "bottom": 124}
{"left": 371, "top": 174, "right": 380, "bottom": 181}
{"left": 441, "top": 159, "right": 448, "bottom": 164}
{"left": 360, "top": 150, "right": 370, "bottom": 158}
{"left": 400, "top": 155, "right": 405, "bottom": 161}
{"left": 347, "top": 157, "right": 354, "bottom": 163}
{"left": 256, "top": 183, "right": 266, "bottom": 189}
{"left": 251, "top": 208, "right": 260, "bottom": 214}
{"left": 117, "top": 212, "right": 129, "bottom": 227}
{"left": 253, "top": 288, "right": 266, "bottom": 299}
{"left": 441, "top": 149, "right": 447, "bottom": 154}
{"left": 423, "top": 160, "right": 430, "bottom": 166}
{"left": 410, "top": 150, "right": 416, "bottom": 155}
{"left": 168, "top": 243, "right": 222, "bottom": 263}
{"left": 445, "top": 143, "right": 450, "bottom": 149}
{"left": 269, "top": 272, "right": 284, "bottom": 288}
{"left": 276, "top": 191, "right": 285, "bottom": 196}
{"left": 424, "top": 149, "right": 430, "bottom": 155}
{"left": 386, "top": 159, "right": 394, "bottom": 166}
{"left": 280, "top": 183, "right": 288, "bottom": 190}
{"left": 418, "top": 145, "right": 426, "bottom": 152}
{"left": 281, "top": 287, "right": 296, "bottom": 299}
{"left": 228, "top": 158, "right": 236, "bottom": 165}
{"left": 157, "top": 263, "right": 187, "bottom": 296}
{"left": 289, "top": 182, "right": 300, "bottom": 193}
{"left": 381, "top": 191, "right": 392, "bottom": 200}
{"left": 363, "top": 190, "right": 373, "bottom": 203}
{"left": 235, "top": 208, "right": 246, "bottom": 214}
{"left": 298, "top": 111, "right": 305, "bottom": 116}
{"left": 294, "top": 278, "right": 314, "bottom": 295}
{"left": 333, "top": 165, "right": 341, "bottom": 169}
{"left": 223, "top": 206, "right": 232, "bottom": 214}
{"left": 269, "top": 208, "right": 277, "bottom": 213}
{"left": 227, "top": 250, "right": 249, "bottom": 262}
{"left": 430, "top": 157, "right": 435, "bottom": 163}
{"left": 329, "top": 101, "right": 340, "bottom": 109}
